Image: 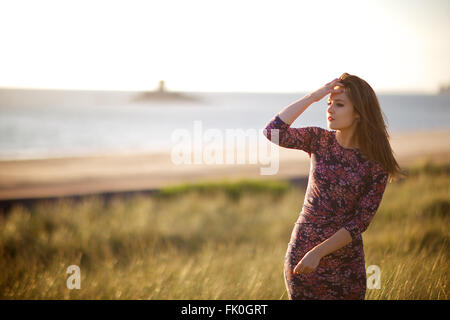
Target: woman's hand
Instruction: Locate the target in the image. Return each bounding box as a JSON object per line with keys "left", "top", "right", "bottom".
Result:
{"left": 309, "top": 78, "right": 345, "bottom": 102}
{"left": 293, "top": 249, "right": 322, "bottom": 275}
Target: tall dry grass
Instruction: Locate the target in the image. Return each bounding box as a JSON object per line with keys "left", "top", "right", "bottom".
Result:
{"left": 0, "top": 159, "right": 448, "bottom": 299}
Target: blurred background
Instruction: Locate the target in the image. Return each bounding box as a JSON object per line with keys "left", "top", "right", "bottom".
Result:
{"left": 0, "top": 0, "right": 448, "bottom": 299}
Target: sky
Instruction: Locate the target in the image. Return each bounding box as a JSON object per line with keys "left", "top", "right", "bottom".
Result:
{"left": 0, "top": 0, "right": 448, "bottom": 93}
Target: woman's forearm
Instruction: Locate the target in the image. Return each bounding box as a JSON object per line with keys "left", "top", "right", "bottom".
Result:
{"left": 311, "top": 227, "right": 353, "bottom": 258}
{"left": 277, "top": 93, "right": 316, "bottom": 125}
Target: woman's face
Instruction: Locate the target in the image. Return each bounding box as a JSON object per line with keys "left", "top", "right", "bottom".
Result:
{"left": 326, "top": 91, "right": 359, "bottom": 130}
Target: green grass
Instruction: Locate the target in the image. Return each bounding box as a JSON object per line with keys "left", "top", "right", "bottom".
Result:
{"left": 0, "top": 158, "right": 448, "bottom": 299}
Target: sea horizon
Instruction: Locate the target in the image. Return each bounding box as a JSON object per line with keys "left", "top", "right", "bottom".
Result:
{"left": 1, "top": 89, "right": 449, "bottom": 161}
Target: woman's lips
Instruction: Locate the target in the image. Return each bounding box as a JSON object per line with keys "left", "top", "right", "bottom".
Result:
{"left": 328, "top": 116, "right": 334, "bottom": 121}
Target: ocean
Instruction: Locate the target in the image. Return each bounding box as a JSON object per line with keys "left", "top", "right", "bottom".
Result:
{"left": 0, "top": 91, "right": 449, "bottom": 160}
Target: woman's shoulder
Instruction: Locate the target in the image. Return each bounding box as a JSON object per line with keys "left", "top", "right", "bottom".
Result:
{"left": 299, "top": 126, "right": 334, "bottom": 138}
{"left": 304, "top": 126, "right": 335, "bottom": 146}
{"left": 313, "top": 127, "right": 335, "bottom": 147}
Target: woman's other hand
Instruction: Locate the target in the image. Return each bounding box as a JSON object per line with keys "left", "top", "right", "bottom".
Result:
{"left": 293, "top": 249, "right": 322, "bottom": 274}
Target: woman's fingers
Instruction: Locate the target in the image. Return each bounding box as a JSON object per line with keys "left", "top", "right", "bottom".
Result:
{"left": 315, "top": 78, "right": 345, "bottom": 101}
{"left": 332, "top": 85, "right": 345, "bottom": 92}
{"left": 326, "top": 78, "right": 338, "bottom": 86}
{"left": 330, "top": 78, "right": 340, "bottom": 85}
{"left": 328, "top": 79, "right": 344, "bottom": 89}
{"left": 295, "top": 266, "right": 312, "bottom": 274}
{"left": 294, "top": 265, "right": 302, "bottom": 274}
{"left": 294, "top": 262, "right": 313, "bottom": 274}
{"left": 332, "top": 81, "right": 345, "bottom": 92}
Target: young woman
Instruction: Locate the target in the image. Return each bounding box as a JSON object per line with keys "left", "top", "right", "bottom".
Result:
{"left": 263, "top": 73, "right": 403, "bottom": 300}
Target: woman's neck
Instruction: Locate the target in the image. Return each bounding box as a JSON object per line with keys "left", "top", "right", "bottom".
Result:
{"left": 336, "top": 128, "right": 359, "bottom": 149}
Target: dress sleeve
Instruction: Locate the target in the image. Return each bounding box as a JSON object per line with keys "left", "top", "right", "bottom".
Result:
{"left": 343, "top": 164, "right": 389, "bottom": 241}
{"left": 263, "top": 114, "right": 325, "bottom": 155}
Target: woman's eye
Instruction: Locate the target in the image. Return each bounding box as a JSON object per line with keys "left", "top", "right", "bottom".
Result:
{"left": 337, "top": 103, "right": 343, "bottom": 107}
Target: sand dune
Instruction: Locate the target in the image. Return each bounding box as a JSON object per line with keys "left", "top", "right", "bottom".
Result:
{"left": 0, "top": 128, "right": 450, "bottom": 200}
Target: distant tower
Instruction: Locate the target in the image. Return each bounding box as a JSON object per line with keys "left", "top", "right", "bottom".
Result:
{"left": 157, "top": 80, "right": 166, "bottom": 93}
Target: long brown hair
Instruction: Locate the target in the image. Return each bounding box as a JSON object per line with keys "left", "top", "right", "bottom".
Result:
{"left": 339, "top": 72, "right": 405, "bottom": 183}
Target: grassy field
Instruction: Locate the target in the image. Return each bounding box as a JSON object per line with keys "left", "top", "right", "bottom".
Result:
{"left": 0, "top": 159, "right": 448, "bottom": 299}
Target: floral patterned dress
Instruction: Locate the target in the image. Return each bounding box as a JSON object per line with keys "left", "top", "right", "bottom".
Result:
{"left": 264, "top": 114, "right": 389, "bottom": 300}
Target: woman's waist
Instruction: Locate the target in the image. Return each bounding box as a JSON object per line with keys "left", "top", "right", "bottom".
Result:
{"left": 298, "top": 205, "right": 345, "bottom": 226}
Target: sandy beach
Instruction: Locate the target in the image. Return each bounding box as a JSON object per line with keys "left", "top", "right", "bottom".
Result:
{"left": 1, "top": 128, "right": 450, "bottom": 201}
